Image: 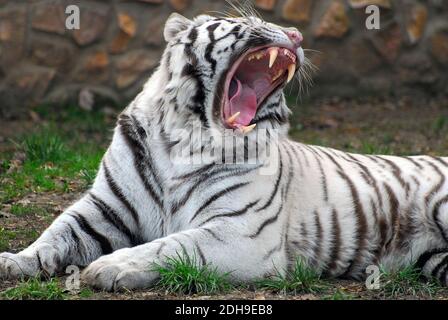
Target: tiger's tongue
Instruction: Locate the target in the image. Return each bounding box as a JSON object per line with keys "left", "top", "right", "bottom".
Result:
{"left": 229, "top": 77, "right": 258, "bottom": 126}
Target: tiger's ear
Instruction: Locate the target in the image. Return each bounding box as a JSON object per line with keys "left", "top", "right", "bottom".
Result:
{"left": 164, "top": 13, "right": 192, "bottom": 42}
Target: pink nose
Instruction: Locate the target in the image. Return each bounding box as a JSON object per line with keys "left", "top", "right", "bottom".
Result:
{"left": 285, "top": 30, "right": 303, "bottom": 48}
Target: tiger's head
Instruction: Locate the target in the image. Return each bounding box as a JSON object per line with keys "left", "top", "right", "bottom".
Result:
{"left": 153, "top": 12, "right": 307, "bottom": 138}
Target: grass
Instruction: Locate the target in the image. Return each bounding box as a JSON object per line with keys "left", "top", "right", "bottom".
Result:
{"left": 379, "top": 265, "right": 443, "bottom": 298}
{"left": 152, "top": 252, "right": 234, "bottom": 295}
{"left": 1, "top": 276, "right": 66, "bottom": 300}
{"left": 432, "top": 116, "right": 447, "bottom": 135}
{"left": 0, "top": 228, "right": 16, "bottom": 252}
{"left": 10, "top": 204, "right": 48, "bottom": 217}
{"left": 256, "top": 258, "right": 328, "bottom": 294}
{"left": 0, "top": 143, "right": 103, "bottom": 202}
{"left": 21, "top": 129, "right": 66, "bottom": 163}
{"left": 0, "top": 106, "right": 110, "bottom": 203}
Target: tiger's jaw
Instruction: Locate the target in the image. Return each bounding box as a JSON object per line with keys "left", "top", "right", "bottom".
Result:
{"left": 221, "top": 46, "right": 298, "bottom": 133}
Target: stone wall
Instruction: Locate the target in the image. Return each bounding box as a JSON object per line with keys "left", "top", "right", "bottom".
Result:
{"left": 0, "top": 0, "right": 447, "bottom": 117}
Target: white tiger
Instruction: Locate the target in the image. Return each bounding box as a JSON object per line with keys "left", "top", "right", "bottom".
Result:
{"left": 1, "top": 13, "right": 448, "bottom": 291}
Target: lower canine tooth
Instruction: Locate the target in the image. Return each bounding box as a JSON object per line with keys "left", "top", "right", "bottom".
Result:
{"left": 227, "top": 111, "right": 240, "bottom": 124}
{"left": 240, "top": 124, "right": 256, "bottom": 134}
{"left": 287, "top": 64, "right": 296, "bottom": 83}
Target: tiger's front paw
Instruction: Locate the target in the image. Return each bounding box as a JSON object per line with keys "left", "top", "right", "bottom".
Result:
{"left": 0, "top": 245, "right": 61, "bottom": 280}
{"left": 82, "top": 249, "right": 157, "bottom": 291}
{"left": 0, "top": 252, "right": 30, "bottom": 280}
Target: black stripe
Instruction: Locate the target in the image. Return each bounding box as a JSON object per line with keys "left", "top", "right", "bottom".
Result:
{"left": 89, "top": 193, "right": 141, "bottom": 246}
{"left": 415, "top": 248, "right": 448, "bottom": 270}
{"left": 403, "top": 156, "right": 424, "bottom": 170}
{"left": 103, "top": 161, "right": 140, "bottom": 226}
{"left": 194, "top": 241, "right": 207, "bottom": 266}
{"left": 249, "top": 203, "right": 283, "bottom": 239}
{"left": 318, "top": 148, "right": 370, "bottom": 275}
{"left": 297, "top": 144, "right": 310, "bottom": 167}
{"left": 282, "top": 142, "right": 295, "bottom": 202}
{"left": 377, "top": 156, "right": 410, "bottom": 196}
{"left": 338, "top": 170, "right": 368, "bottom": 276}
{"left": 183, "top": 28, "right": 208, "bottom": 126}
{"left": 421, "top": 159, "right": 445, "bottom": 206}
{"left": 189, "top": 182, "right": 250, "bottom": 223}
{"left": 202, "top": 228, "right": 224, "bottom": 242}
{"left": 263, "top": 240, "right": 283, "bottom": 260}
{"left": 216, "top": 24, "right": 242, "bottom": 42}
{"left": 431, "top": 156, "right": 448, "bottom": 168}
{"left": 383, "top": 183, "right": 399, "bottom": 250}
{"left": 256, "top": 154, "right": 283, "bottom": 212}
{"left": 432, "top": 194, "right": 448, "bottom": 242}
{"left": 431, "top": 255, "right": 448, "bottom": 278}
{"left": 173, "top": 238, "right": 188, "bottom": 257}
{"left": 174, "top": 162, "right": 215, "bottom": 180}
{"left": 118, "top": 114, "right": 164, "bottom": 210}
{"left": 172, "top": 165, "right": 259, "bottom": 215}
{"left": 71, "top": 213, "right": 113, "bottom": 254}
{"left": 439, "top": 264, "right": 448, "bottom": 283}
{"left": 199, "top": 200, "right": 259, "bottom": 226}
{"left": 250, "top": 110, "right": 287, "bottom": 126}
{"left": 311, "top": 211, "right": 323, "bottom": 267}
{"left": 287, "top": 141, "right": 304, "bottom": 176}
{"left": 307, "top": 147, "right": 329, "bottom": 202}
{"left": 345, "top": 153, "right": 384, "bottom": 209}
{"left": 205, "top": 22, "right": 220, "bottom": 74}
{"left": 36, "top": 252, "right": 45, "bottom": 275}
{"left": 324, "top": 208, "right": 341, "bottom": 275}
{"left": 156, "top": 242, "right": 166, "bottom": 255}
{"left": 66, "top": 223, "right": 81, "bottom": 260}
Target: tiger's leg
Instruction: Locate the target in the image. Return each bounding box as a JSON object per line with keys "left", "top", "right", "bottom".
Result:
{"left": 82, "top": 223, "right": 276, "bottom": 291}
{"left": 0, "top": 192, "right": 141, "bottom": 280}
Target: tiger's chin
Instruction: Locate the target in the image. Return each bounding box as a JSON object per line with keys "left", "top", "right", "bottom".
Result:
{"left": 220, "top": 45, "right": 300, "bottom": 134}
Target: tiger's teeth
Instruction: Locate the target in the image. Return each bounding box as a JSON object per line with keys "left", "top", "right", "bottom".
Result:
{"left": 248, "top": 52, "right": 264, "bottom": 62}
{"left": 268, "top": 48, "right": 278, "bottom": 68}
{"left": 240, "top": 124, "right": 256, "bottom": 134}
{"left": 227, "top": 112, "right": 240, "bottom": 124}
{"left": 287, "top": 64, "right": 296, "bottom": 83}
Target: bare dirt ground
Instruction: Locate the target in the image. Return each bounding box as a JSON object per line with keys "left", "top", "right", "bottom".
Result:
{"left": 1, "top": 96, "right": 448, "bottom": 300}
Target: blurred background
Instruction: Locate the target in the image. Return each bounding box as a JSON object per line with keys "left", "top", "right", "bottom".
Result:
{"left": 0, "top": 0, "right": 447, "bottom": 117}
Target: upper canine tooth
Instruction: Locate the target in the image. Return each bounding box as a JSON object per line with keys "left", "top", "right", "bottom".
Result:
{"left": 268, "top": 48, "right": 278, "bottom": 68}
{"left": 287, "top": 64, "right": 296, "bottom": 83}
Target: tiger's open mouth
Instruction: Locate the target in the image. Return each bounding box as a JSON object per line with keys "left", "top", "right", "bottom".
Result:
{"left": 222, "top": 46, "right": 298, "bottom": 133}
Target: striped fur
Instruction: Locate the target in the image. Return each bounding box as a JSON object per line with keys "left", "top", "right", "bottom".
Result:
{"left": 1, "top": 13, "right": 448, "bottom": 291}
